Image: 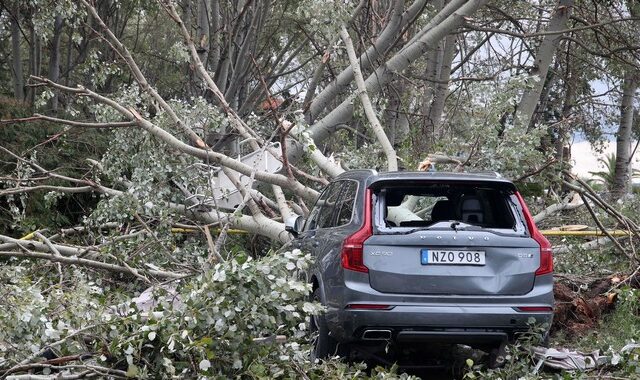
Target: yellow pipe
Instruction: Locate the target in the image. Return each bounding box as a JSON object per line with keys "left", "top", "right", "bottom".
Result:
{"left": 19, "top": 231, "right": 36, "bottom": 240}
{"left": 541, "top": 230, "right": 631, "bottom": 237}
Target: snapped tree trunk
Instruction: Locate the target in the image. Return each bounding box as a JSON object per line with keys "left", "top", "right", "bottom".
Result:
{"left": 10, "top": 13, "right": 25, "bottom": 101}
{"left": 515, "top": 0, "right": 573, "bottom": 131}
{"left": 612, "top": 71, "right": 638, "bottom": 198}
{"left": 288, "top": 0, "right": 488, "bottom": 163}
{"left": 306, "top": 0, "right": 427, "bottom": 122}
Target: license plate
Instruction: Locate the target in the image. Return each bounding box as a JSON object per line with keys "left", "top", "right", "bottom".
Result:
{"left": 421, "top": 249, "right": 485, "bottom": 265}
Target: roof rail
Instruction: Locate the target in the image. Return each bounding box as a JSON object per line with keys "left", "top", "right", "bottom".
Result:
{"left": 465, "top": 170, "right": 502, "bottom": 178}
{"left": 337, "top": 169, "right": 378, "bottom": 178}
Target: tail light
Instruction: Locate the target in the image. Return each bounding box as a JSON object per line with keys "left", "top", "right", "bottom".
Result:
{"left": 515, "top": 306, "right": 554, "bottom": 312}
{"left": 515, "top": 192, "right": 553, "bottom": 276}
{"left": 341, "top": 189, "right": 372, "bottom": 273}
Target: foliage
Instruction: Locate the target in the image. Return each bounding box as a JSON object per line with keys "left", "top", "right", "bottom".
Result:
{"left": 1, "top": 0, "right": 640, "bottom": 378}
{"left": 463, "top": 321, "right": 552, "bottom": 380}
{"left": 0, "top": 248, "right": 419, "bottom": 378}
{"left": 588, "top": 153, "right": 640, "bottom": 191}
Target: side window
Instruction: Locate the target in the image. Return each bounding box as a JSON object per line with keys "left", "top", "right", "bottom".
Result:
{"left": 315, "top": 182, "right": 344, "bottom": 229}
{"left": 335, "top": 181, "right": 357, "bottom": 226}
{"left": 305, "top": 182, "right": 343, "bottom": 231}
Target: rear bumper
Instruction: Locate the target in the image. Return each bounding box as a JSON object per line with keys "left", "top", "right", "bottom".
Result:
{"left": 329, "top": 305, "right": 552, "bottom": 343}
{"left": 325, "top": 272, "right": 554, "bottom": 343}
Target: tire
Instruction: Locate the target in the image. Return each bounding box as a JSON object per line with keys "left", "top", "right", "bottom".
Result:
{"left": 310, "top": 288, "right": 343, "bottom": 361}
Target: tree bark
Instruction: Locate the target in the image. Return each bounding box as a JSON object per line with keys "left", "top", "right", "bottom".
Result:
{"left": 28, "top": 26, "right": 42, "bottom": 106}
{"left": 515, "top": 0, "right": 573, "bottom": 131}
{"left": 196, "top": 0, "right": 210, "bottom": 67}
{"left": 48, "top": 15, "right": 64, "bottom": 113}
{"left": 10, "top": 12, "right": 24, "bottom": 101}
{"left": 424, "top": 33, "right": 456, "bottom": 146}
{"left": 612, "top": 71, "right": 638, "bottom": 198}
{"left": 383, "top": 78, "right": 410, "bottom": 148}
{"left": 209, "top": 0, "right": 221, "bottom": 72}
{"left": 420, "top": 0, "right": 445, "bottom": 146}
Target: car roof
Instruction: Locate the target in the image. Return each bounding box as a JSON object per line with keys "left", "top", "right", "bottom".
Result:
{"left": 336, "top": 170, "right": 516, "bottom": 189}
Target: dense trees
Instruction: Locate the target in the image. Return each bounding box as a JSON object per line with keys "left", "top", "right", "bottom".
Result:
{"left": 0, "top": 0, "right": 639, "bottom": 377}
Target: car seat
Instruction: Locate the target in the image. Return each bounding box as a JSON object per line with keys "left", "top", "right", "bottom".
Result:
{"left": 431, "top": 199, "right": 454, "bottom": 222}
{"left": 460, "top": 196, "right": 484, "bottom": 224}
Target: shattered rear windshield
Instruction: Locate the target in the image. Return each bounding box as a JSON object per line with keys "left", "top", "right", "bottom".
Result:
{"left": 376, "top": 183, "right": 517, "bottom": 230}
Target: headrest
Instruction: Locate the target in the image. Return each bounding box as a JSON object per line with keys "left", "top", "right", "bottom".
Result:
{"left": 431, "top": 199, "right": 454, "bottom": 222}
{"left": 385, "top": 191, "right": 405, "bottom": 207}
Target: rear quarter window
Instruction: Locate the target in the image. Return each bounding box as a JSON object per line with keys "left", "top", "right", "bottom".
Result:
{"left": 304, "top": 179, "right": 359, "bottom": 230}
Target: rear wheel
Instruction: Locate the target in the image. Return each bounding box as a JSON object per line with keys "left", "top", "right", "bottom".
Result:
{"left": 310, "top": 288, "right": 344, "bottom": 360}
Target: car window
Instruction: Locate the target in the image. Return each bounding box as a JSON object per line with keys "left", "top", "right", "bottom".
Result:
{"left": 315, "top": 181, "right": 344, "bottom": 229}
{"left": 335, "top": 181, "right": 357, "bottom": 226}
{"left": 380, "top": 183, "right": 516, "bottom": 229}
{"left": 305, "top": 181, "right": 343, "bottom": 231}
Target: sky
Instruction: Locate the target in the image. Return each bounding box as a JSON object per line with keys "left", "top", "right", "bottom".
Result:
{"left": 571, "top": 139, "right": 639, "bottom": 180}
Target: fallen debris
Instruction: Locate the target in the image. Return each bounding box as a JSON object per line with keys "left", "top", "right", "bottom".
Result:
{"left": 533, "top": 347, "right": 606, "bottom": 371}
{"left": 532, "top": 344, "right": 640, "bottom": 372}
{"left": 553, "top": 275, "right": 619, "bottom": 336}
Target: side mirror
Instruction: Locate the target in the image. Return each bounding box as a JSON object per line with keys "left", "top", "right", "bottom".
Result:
{"left": 285, "top": 215, "right": 305, "bottom": 237}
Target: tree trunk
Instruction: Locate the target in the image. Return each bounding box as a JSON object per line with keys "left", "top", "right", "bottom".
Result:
{"left": 196, "top": 0, "right": 210, "bottom": 67}
{"left": 26, "top": 24, "right": 42, "bottom": 107}
{"left": 612, "top": 71, "right": 638, "bottom": 198}
{"left": 288, "top": 0, "right": 488, "bottom": 163}
{"left": 209, "top": 0, "right": 221, "bottom": 72}
{"left": 516, "top": 0, "right": 573, "bottom": 131}
{"left": 64, "top": 29, "right": 72, "bottom": 86}
{"left": 48, "top": 15, "right": 64, "bottom": 113}
{"left": 420, "top": 0, "right": 445, "bottom": 148}
{"left": 306, "top": 0, "right": 427, "bottom": 122}
{"left": 224, "top": 1, "right": 262, "bottom": 108}
{"left": 383, "top": 78, "right": 410, "bottom": 149}
{"left": 10, "top": 13, "right": 25, "bottom": 101}
{"left": 425, "top": 33, "right": 456, "bottom": 146}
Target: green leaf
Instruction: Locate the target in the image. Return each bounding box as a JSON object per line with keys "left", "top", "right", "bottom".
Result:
{"left": 126, "top": 364, "right": 139, "bottom": 378}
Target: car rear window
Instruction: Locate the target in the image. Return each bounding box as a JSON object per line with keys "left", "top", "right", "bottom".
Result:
{"left": 377, "top": 183, "right": 517, "bottom": 230}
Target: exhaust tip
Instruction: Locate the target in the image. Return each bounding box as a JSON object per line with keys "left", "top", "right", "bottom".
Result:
{"left": 362, "top": 329, "right": 392, "bottom": 341}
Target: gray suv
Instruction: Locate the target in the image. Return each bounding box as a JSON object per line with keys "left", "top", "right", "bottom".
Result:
{"left": 286, "top": 170, "right": 553, "bottom": 361}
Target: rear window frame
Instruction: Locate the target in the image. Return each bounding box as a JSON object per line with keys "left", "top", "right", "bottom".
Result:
{"left": 371, "top": 181, "right": 528, "bottom": 236}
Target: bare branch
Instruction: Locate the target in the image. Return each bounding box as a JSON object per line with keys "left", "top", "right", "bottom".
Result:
{"left": 26, "top": 76, "right": 318, "bottom": 202}
{"left": 340, "top": 25, "right": 397, "bottom": 171}
{"left": 80, "top": 0, "right": 206, "bottom": 147}
{"left": 532, "top": 193, "right": 584, "bottom": 223}
{"left": 0, "top": 185, "right": 94, "bottom": 196}
{"left": 578, "top": 193, "right": 629, "bottom": 258}
{"left": 0, "top": 114, "right": 135, "bottom": 128}
{"left": 0, "top": 249, "right": 185, "bottom": 279}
